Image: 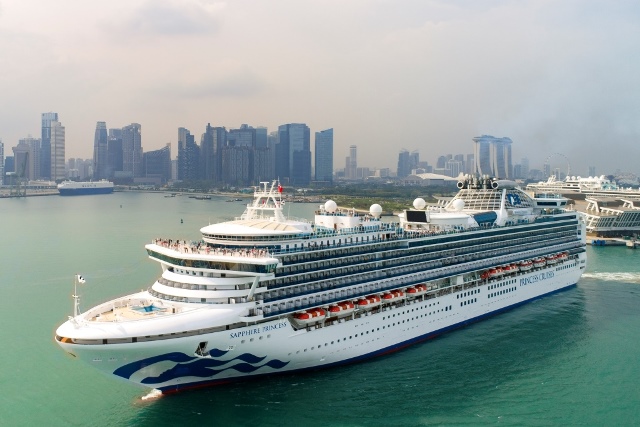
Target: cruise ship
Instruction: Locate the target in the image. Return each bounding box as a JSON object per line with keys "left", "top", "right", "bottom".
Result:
{"left": 58, "top": 180, "right": 114, "bottom": 196}
{"left": 527, "top": 175, "right": 640, "bottom": 198}
{"left": 55, "top": 177, "right": 587, "bottom": 393}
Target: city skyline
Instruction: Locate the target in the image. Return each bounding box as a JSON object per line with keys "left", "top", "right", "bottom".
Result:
{"left": 1, "top": 1, "right": 640, "bottom": 175}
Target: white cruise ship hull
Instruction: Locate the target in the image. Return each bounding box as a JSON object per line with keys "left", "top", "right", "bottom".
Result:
{"left": 58, "top": 256, "right": 584, "bottom": 393}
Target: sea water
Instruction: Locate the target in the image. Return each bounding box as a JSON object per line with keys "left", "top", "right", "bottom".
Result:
{"left": 1, "top": 192, "right": 639, "bottom": 426}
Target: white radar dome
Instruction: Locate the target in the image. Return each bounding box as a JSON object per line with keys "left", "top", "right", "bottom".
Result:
{"left": 324, "top": 200, "right": 338, "bottom": 213}
{"left": 370, "top": 204, "right": 383, "bottom": 218}
{"left": 452, "top": 199, "right": 465, "bottom": 211}
{"left": 413, "top": 198, "right": 426, "bottom": 210}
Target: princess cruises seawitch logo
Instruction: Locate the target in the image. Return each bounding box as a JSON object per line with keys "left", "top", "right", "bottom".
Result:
{"left": 113, "top": 348, "right": 289, "bottom": 385}
{"left": 520, "top": 271, "right": 554, "bottom": 286}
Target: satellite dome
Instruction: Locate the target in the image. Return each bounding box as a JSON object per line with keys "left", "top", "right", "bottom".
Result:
{"left": 413, "top": 198, "right": 426, "bottom": 210}
{"left": 370, "top": 204, "right": 383, "bottom": 218}
{"left": 452, "top": 199, "right": 465, "bottom": 211}
{"left": 324, "top": 200, "right": 337, "bottom": 213}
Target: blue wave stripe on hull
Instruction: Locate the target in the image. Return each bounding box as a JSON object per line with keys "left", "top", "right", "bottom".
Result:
{"left": 156, "top": 283, "right": 577, "bottom": 394}
{"left": 141, "top": 359, "right": 289, "bottom": 384}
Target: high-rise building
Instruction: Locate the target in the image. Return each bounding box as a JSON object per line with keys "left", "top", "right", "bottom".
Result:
{"left": 50, "top": 120, "right": 66, "bottom": 181}
{"left": 177, "top": 127, "right": 199, "bottom": 181}
{"left": 200, "top": 124, "right": 227, "bottom": 183}
{"left": 314, "top": 128, "right": 333, "bottom": 183}
{"left": 228, "top": 124, "right": 256, "bottom": 148}
{"left": 520, "top": 157, "right": 530, "bottom": 179}
{"left": 41, "top": 112, "right": 58, "bottom": 179}
{"left": 143, "top": 143, "right": 171, "bottom": 184}
{"left": 256, "top": 127, "right": 268, "bottom": 149}
{"left": 17, "top": 137, "right": 41, "bottom": 179}
{"left": 107, "top": 129, "right": 123, "bottom": 179}
{"left": 472, "top": 135, "right": 512, "bottom": 179}
{"left": 397, "top": 149, "right": 411, "bottom": 178}
{"left": 12, "top": 141, "right": 36, "bottom": 180}
{"left": 93, "top": 121, "right": 108, "bottom": 179}
{"left": 588, "top": 166, "right": 596, "bottom": 177}
{"left": 345, "top": 145, "right": 357, "bottom": 179}
{"left": 276, "top": 123, "right": 310, "bottom": 185}
{"left": 122, "top": 123, "right": 142, "bottom": 179}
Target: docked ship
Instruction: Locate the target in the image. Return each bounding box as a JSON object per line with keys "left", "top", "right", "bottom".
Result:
{"left": 526, "top": 175, "right": 640, "bottom": 198}
{"left": 58, "top": 180, "right": 114, "bottom": 196}
{"left": 55, "top": 177, "right": 587, "bottom": 393}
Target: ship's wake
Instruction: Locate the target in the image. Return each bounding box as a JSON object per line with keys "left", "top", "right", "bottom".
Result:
{"left": 582, "top": 272, "right": 640, "bottom": 283}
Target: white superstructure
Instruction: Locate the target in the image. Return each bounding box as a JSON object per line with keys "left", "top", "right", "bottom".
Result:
{"left": 527, "top": 175, "right": 640, "bottom": 197}
{"left": 55, "top": 177, "right": 587, "bottom": 393}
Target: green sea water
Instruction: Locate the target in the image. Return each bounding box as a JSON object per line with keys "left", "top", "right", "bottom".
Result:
{"left": 1, "top": 192, "right": 639, "bottom": 426}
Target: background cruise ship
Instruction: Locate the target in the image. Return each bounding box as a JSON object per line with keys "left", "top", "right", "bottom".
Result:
{"left": 55, "top": 177, "right": 586, "bottom": 393}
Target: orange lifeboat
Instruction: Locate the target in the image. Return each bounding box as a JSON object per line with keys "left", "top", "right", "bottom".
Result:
{"left": 480, "top": 271, "right": 490, "bottom": 280}
{"left": 382, "top": 289, "right": 405, "bottom": 303}
{"left": 293, "top": 308, "right": 327, "bottom": 325}
{"left": 503, "top": 264, "right": 517, "bottom": 274}
{"left": 356, "top": 295, "right": 382, "bottom": 310}
{"left": 518, "top": 260, "right": 533, "bottom": 272}
{"left": 488, "top": 267, "right": 504, "bottom": 278}
{"left": 533, "top": 257, "right": 546, "bottom": 268}
{"left": 328, "top": 301, "right": 356, "bottom": 317}
{"left": 406, "top": 284, "right": 428, "bottom": 297}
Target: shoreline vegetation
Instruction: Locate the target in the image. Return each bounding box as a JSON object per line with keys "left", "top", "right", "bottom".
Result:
{"left": 1, "top": 185, "right": 457, "bottom": 215}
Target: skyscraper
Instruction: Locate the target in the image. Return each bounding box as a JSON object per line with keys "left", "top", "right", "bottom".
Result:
{"left": 93, "top": 121, "right": 108, "bottom": 179}
{"left": 50, "top": 120, "right": 66, "bottom": 181}
{"left": 314, "top": 128, "right": 333, "bottom": 183}
{"left": 276, "top": 123, "right": 311, "bottom": 185}
{"left": 177, "top": 127, "right": 199, "bottom": 181}
{"left": 143, "top": 143, "right": 171, "bottom": 184}
{"left": 345, "top": 145, "right": 357, "bottom": 179}
{"left": 41, "top": 112, "right": 58, "bottom": 179}
{"left": 122, "top": 123, "right": 142, "bottom": 179}
{"left": 397, "top": 149, "right": 411, "bottom": 178}
{"left": 472, "top": 135, "right": 512, "bottom": 179}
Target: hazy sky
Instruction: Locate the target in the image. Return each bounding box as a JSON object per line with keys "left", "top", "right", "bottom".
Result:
{"left": 1, "top": 0, "right": 639, "bottom": 176}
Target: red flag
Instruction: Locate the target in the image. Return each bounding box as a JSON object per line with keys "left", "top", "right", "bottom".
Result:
{"left": 278, "top": 185, "right": 283, "bottom": 193}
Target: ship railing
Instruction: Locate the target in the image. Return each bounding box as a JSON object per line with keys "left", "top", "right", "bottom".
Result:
{"left": 256, "top": 240, "right": 583, "bottom": 318}
{"left": 152, "top": 239, "right": 272, "bottom": 259}
{"left": 270, "top": 230, "right": 577, "bottom": 283}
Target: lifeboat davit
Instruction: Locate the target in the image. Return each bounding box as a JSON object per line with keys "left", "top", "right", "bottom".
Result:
{"left": 545, "top": 254, "right": 558, "bottom": 265}
{"left": 356, "top": 295, "right": 382, "bottom": 310}
{"left": 518, "top": 260, "right": 533, "bottom": 272}
{"left": 533, "top": 257, "right": 546, "bottom": 268}
{"left": 293, "top": 308, "right": 326, "bottom": 325}
{"left": 328, "top": 301, "right": 356, "bottom": 317}
{"left": 406, "top": 284, "right": 428, "bottom": 297}
{"left": 382, "top": 289, "right": 405, "bottom": 303}
{"left": 488, "top": 267, "right": 504, "bottom": 278}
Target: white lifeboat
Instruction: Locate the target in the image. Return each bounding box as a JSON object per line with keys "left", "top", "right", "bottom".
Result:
{"left": 557, "top": 252, "right": 569, "bottom": 262}
{"left": 293, "top": 308, "right": 326, "bottom": 325}
{"left": 533, "top": 257, "right": 546, "bottom": 268}
{"left": 518, "top": 260, "right": 533, "bottom": 272}
{"left": 502, "top": 264, "right": 518, "bottom": 274}
{"left": 356, "top": 295, "right": 382, "bottom": 310}
{"left": 328, "top": 301, "right": 356, "bottom": 317}
{"left": 546, "top": 254, "right": 558, "bottom": 265}
{"left": 382, "top": 289, "right": 405, "bottom": 303}
{"left": 406, "top": 284, "right": 428, "bottom": 297}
